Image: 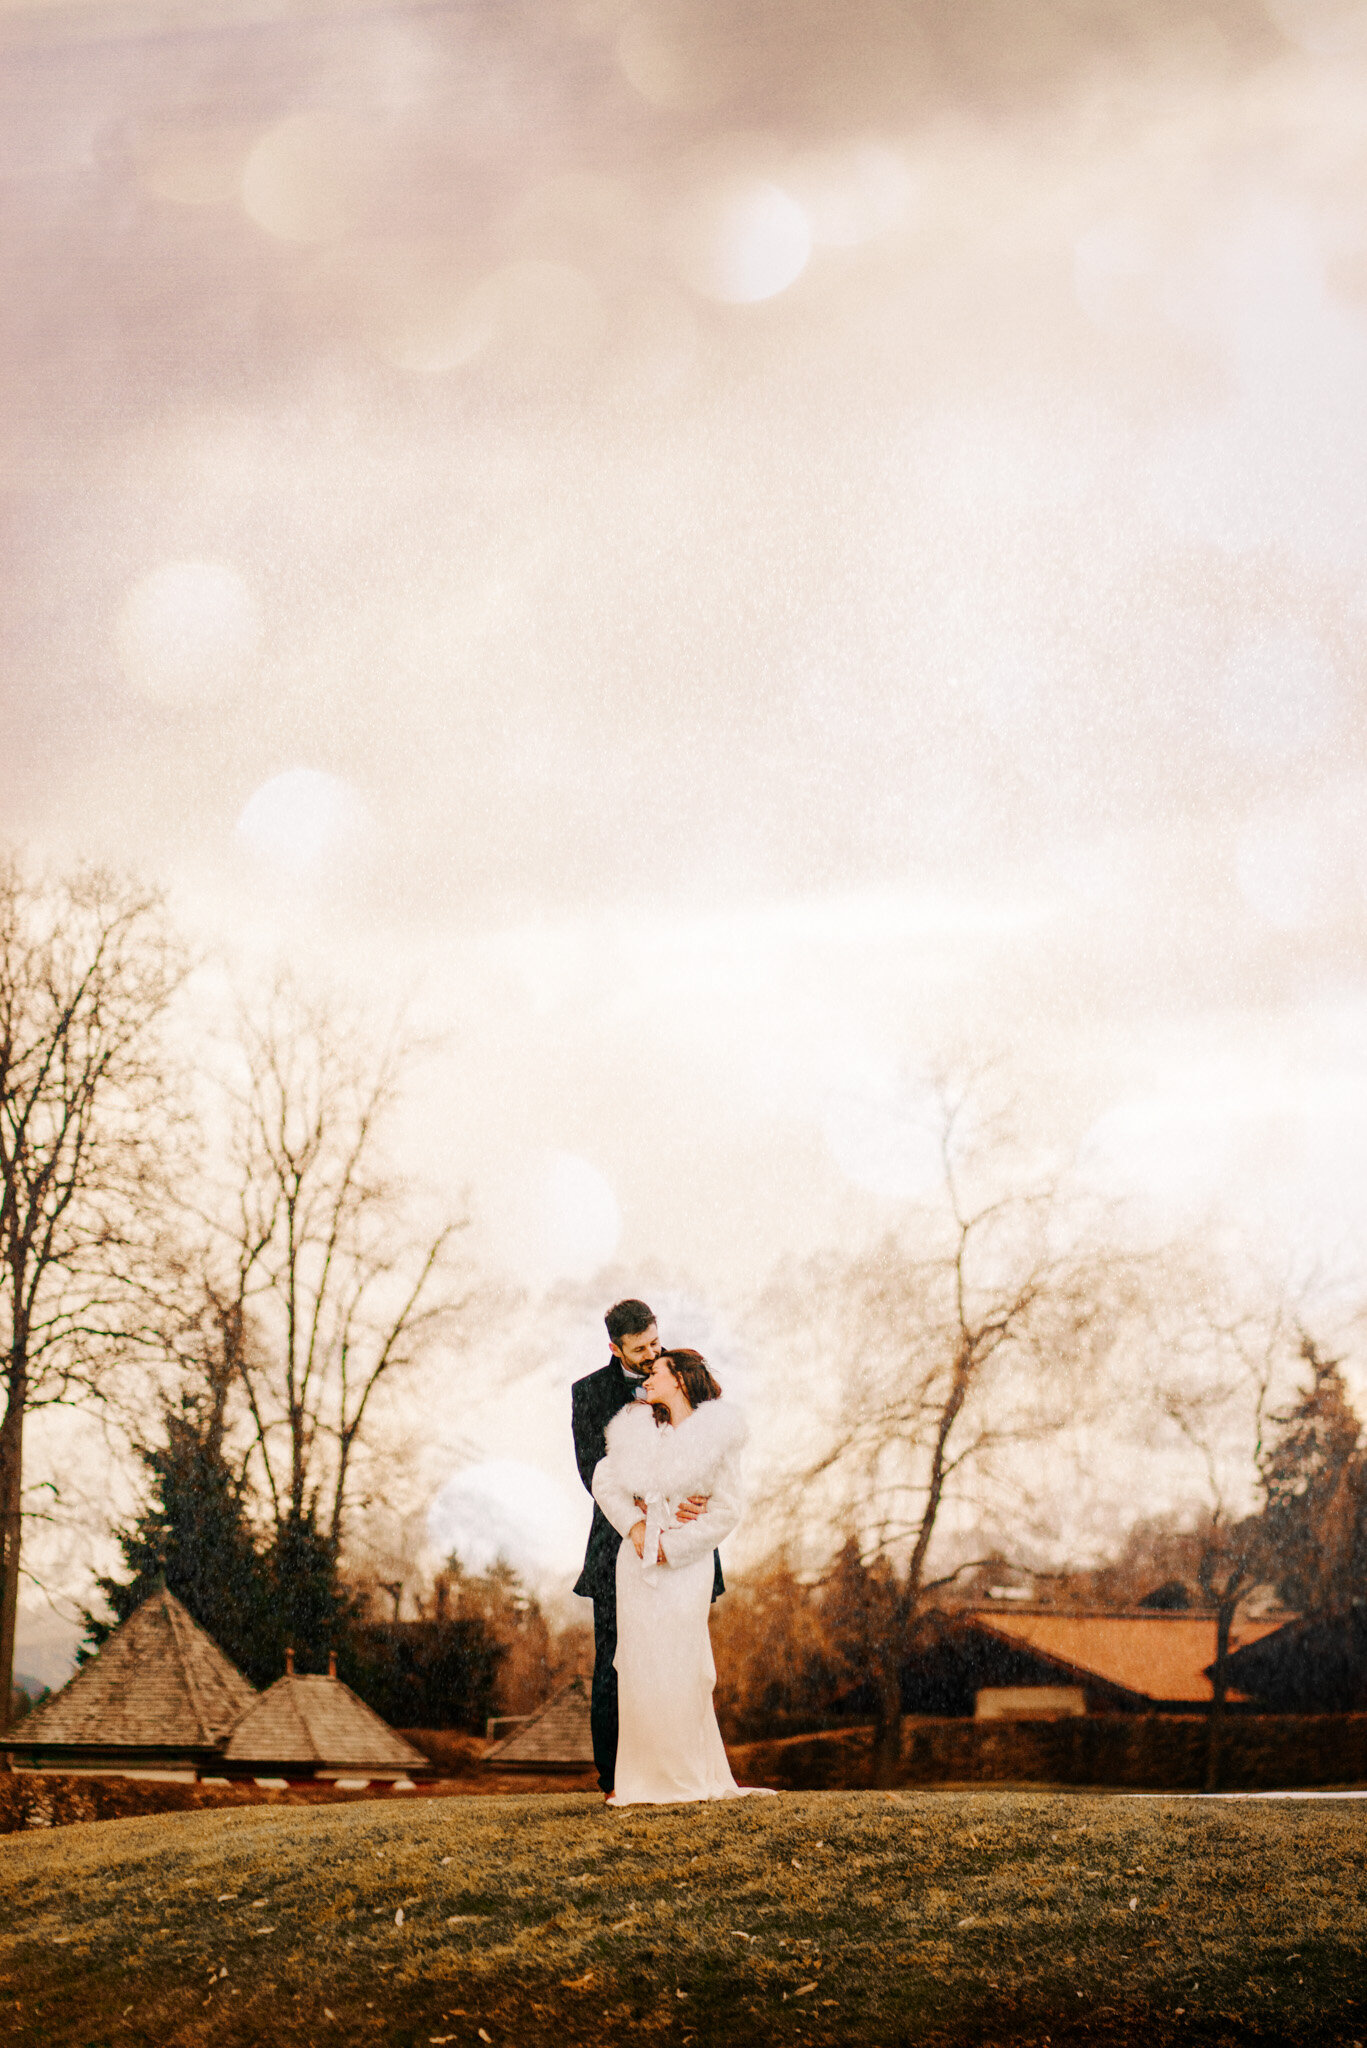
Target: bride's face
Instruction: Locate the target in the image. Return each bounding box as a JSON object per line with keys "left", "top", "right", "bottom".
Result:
{"left": 642, "top": 1358, "right": 679, "bottom": 1405}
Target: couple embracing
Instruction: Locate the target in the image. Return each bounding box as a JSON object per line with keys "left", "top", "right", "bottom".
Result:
{"left": 571, "top": 1299, "right": 772, "bottom": 1808}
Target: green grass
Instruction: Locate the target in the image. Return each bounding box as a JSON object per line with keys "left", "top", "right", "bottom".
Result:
{"left": 0, "top": 1789, "right": 1363, "bottom": 2045}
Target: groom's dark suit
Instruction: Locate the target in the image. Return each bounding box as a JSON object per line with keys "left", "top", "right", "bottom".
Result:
{"left": 572, "top": 1356, "right": 724, "bottom": 1794}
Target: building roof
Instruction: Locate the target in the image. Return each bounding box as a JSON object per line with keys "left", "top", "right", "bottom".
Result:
{"left": 1223, "top": 1608, "right": 1367, "bottom": 1713}
{"left": 485, "top": 1677, "right": 593, "bottom": 1767}
{"left": 964, "top": 1609, "right": 1288, "bottom": 1706}
{"left": 16, "top": 1586, "right": 257, "bottom": 1753}
{"left": 221, "top": 1671, "right": 429, "bottom": 1772}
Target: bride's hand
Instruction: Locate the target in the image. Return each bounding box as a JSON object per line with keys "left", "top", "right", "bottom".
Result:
{"left": 674, "top": 1493, "right": 709, "bottom": 1525}
{"left": 629, "top": 1519, "right": 646, "bottom": 1559}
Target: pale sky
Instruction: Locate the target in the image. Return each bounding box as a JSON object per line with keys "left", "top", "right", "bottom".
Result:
{"left": 6, "top": 0, "right": 1367, "bottom": 1680}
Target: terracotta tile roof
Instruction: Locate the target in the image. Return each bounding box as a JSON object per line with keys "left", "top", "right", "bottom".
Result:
{"left": 221, "top": 1673, "right": 428, "bottom": 1772}
{"left": 485, "top": 1678, "right": 593, "bottom": 1767}
{"left": 965, "top": 1609, "right": 1288, "bottom": 1705}
{"left": 17, "top": 1586, "right": 256, "bottom": 1751}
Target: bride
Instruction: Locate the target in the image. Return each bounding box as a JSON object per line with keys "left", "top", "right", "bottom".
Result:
{"left": 591, "top": 1347, "right": 758, "bottom": 1806}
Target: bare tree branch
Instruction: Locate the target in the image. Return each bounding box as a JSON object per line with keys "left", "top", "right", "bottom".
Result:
{"left": 0, "top": 851, "right": 187, "bottom": 1719}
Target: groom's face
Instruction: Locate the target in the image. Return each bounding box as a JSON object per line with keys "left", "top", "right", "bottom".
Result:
{"left": 612, "top": 1323, "right": 661, "bottom": 1376}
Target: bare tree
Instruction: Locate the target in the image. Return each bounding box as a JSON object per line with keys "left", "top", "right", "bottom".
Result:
{"left": 191, "top": 976, "right": 471, "bottom": 1553}
{"left": 0, "top": 854, "right": 186, "bottom": 1719}
{"left": 1153, "top": 1273, "right": 1292, "bottom": 1790}
{"left": 776, "top": 1076, "right": 1116, "bottom": 1782}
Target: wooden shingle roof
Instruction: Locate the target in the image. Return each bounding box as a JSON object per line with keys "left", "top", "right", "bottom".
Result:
{"left": 18, "top": 1586, "right": 256, "bottom": 1752}
{"left": 964, "top": 1609, "right": 1288, "bottom": 1706}
{"left": 485, "top": 1677, "right": 593, "bottom": 1767}
{"left": 221, "top": 1672, "right": 428, "bottom": 1773}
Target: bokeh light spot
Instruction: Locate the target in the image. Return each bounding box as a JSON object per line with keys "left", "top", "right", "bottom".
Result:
{"left": 234, "top": 768, "right": 372, "bottom": 879}
{"left": 115, "top": 561, "right": 260, "bottom": 705}
{"left": 241, "top": 111, "right": 368, "bottom": 244}
{"left": 785, "top": 141, "right": 916, "bottom": 249}
{"left": 670, "top": 176, "right": 811, "bottom": 305}
{"left": 131, "top": 123, "right": 251, "bottom": 207}
{"left": 483, "top": 1151, "right": 622, "bottom": 1286}
{"left": 1263, "top": 0, "right": 1367, "bottom": 54}
{"left": 616, "top": 1, "right": 735, "bottom": 111}
{"left": 427, "top": 1460, "right": 584, "bottom": 1582}
{"left": 465, "top": 259, "right": 607, "bottom": 385}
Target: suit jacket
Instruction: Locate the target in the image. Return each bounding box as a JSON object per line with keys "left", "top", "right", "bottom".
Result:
{"left": 572, "top": 1357, "right": 725, "bottom": 1604}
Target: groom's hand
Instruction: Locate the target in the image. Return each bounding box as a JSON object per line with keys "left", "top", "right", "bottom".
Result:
{"left": 675, "top": 1493, "right": 709, "bottom": 1524}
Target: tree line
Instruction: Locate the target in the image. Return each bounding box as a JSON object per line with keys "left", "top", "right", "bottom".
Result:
{"left": 3, "top": 847, "right": 1363, "bottom": 1754}
{"left": 0, "top": 852, "right": 480, "bottom": 1724}
{"left": 712, "top": 1337, "right": 1367, "bottom": 1756}
{"left": 83, "top": 1388, "right": 585, "bottom": 1730}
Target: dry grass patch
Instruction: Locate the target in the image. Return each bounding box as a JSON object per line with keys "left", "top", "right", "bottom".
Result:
{"left": 0, "top": 1789, "right": 1362, "bottom": 2045}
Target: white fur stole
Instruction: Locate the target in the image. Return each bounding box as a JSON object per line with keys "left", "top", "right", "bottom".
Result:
{"left": 601, "top": 1396, "right": 747, "bottom": 1500}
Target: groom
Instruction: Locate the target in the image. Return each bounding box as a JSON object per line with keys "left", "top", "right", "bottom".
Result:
{"left": 572, "top": 1297, "right": 724, "bottom": 1799}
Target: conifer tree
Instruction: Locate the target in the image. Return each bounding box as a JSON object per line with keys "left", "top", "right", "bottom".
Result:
{"left": 1260, "top": 1336, "right": 1367, "bottom": 1617}
{"left": 86, "top": 1389, "right": 274, "bottom": 1683}
{"left": 265, "top": 1506, "right": 357, "bottom": 1677}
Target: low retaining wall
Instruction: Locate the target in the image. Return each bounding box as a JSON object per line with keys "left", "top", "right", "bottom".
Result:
{"left": 728, "top": 1714, "right": 1367, "bottom": 1792}
{"left": 396, "top": 1729, "right": 490, "bottom": 1774}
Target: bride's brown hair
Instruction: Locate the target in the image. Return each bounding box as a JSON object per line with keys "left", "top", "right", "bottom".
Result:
{"left": 651, "top": 1347, "right": 722, "bottom": 1425}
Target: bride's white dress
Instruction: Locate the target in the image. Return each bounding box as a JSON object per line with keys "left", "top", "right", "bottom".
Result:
{"left": 592, "top": 1397, "right": 748, "bottom": 1806}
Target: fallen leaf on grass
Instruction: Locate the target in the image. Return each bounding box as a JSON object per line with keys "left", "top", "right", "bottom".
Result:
{"left": 479, "top": 2032, "right": 492, "bottom": 2043}
{"left": 560, "top": 1973, "right": 595, "bottom": 1991}
{"left": 216, "top": 1895, "right": 238, "bottom": 1903}
{"left": 254, "top": 1927, "right": 277, "bottom": 1936}
{"left": 395, "top": 1909, "right": 405, "bottom": 1927}
{"left": 793, "top": 1983, "right": 818, "bottom": 1997}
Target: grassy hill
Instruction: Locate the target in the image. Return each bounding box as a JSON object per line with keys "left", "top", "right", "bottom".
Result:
{"left": 0, "top": 1788, "right": 1363, "bottom": 2046}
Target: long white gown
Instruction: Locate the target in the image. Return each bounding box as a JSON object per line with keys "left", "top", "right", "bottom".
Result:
{"left": 591, "top": 1398, "right": 748, "bottom": 1806}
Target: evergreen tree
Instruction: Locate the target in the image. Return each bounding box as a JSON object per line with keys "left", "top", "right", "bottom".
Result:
{"left": 84, "top": 1390, "right": 274, "bottom": 1683}
{"left": 1260, "top": 1336, "right": 1367, "bottom": 1616}
{"left": 265, "top": 1506, "right": 358, "bottom": 1677}
{"left": 820, "top": 1533, "right": 902, "bottom": 1713}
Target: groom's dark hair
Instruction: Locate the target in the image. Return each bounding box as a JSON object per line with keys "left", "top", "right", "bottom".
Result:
{"left": 606, "top": 1298, "right": 655, "bottom": 1346}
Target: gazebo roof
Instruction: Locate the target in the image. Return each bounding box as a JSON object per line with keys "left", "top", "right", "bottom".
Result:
{"left": 17, "top": 1586, "right": 256, "bottom": 1753}
{"left": 221, "top": 1670, "right": 428, "bottom": 1773}
{"left": 485, "top": 1677, "right": 593, "bottom": 1768}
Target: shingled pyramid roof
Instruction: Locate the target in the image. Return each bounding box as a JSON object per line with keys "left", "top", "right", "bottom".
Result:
{"left": 221, "top": 1671, "right": 428, "bottom": 1775}
{"left": 485, "top": 1676, "right": 593, "bottom": 1768}
{"left": 18, "top": 1585, "right": 256, "bottom": 1753}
